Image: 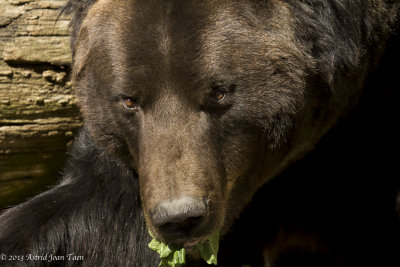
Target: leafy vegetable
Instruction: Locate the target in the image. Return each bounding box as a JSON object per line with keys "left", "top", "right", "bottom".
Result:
{"left": 148, "top": 237, "right": 185, "bottom": 267}
{"left": 148, "top": 231, "right": 219, "bottom": 266}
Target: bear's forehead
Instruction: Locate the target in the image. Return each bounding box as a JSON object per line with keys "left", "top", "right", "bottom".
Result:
{"left": 73, "top": 0, "right": 298, "bottom": 94}
{"left": 79, "top": 0, "right": 293, "bottom": 45}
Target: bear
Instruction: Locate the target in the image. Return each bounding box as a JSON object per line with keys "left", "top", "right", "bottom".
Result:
{"left": 1, "top": 0, "right": 399, "bottom": 266}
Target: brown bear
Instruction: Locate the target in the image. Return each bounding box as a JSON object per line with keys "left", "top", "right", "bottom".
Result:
{"left": 1, "top": 0, "right": 399, "bottom": 266}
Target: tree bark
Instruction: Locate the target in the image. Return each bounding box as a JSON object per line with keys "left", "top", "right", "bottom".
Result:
{"left": 0, "top": 0, "right": 80, "bottom": 208}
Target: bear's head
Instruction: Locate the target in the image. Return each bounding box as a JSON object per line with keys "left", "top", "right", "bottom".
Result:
{"left": 68, "top": 0, "right": 314, "bottom": 247}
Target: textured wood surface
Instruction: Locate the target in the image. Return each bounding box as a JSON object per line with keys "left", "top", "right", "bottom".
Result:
{"left": 0, "top": 0, "right": 80, "bottom": 208}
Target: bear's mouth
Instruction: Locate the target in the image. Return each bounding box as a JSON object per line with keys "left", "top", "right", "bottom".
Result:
{"left": 155, "top": 224, "right": 210, "bottom": 247}
{"left": 183, "top": 237, "right": 203, "bottom": 248}
{"left": 150, "top": 217, "right": 218, "bottom": 250}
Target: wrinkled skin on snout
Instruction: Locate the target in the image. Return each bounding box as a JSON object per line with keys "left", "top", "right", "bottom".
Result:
{"left": 71, "top": 0, "right": 335, "bottom": 247}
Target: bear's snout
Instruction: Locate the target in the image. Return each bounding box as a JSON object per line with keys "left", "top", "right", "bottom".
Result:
{"left": 150, "top": 197, "right": 208, "bottom": 239}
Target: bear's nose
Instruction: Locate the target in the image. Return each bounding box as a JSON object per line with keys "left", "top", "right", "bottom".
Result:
{"left": 150, "top": 197, "right": 207, "bottom": 235}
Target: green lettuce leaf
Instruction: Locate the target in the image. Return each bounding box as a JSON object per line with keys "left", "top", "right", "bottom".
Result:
{"left": 148, "top": 231, "right": 219, "bottom": 266}
{"left": 148, "top": 236, "right": 184, "bottom": 267}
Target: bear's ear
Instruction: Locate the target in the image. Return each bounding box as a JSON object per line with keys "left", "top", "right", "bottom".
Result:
{"left": 62, "top": 0, "right": 98, "bottom": 54}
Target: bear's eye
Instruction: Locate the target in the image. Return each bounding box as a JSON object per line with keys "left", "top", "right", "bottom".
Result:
{"left": 209, "top": 91, "right": 225, "bottom": 102}
{"left": 122, "top": 97, "right": 137, "bottom": 110}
